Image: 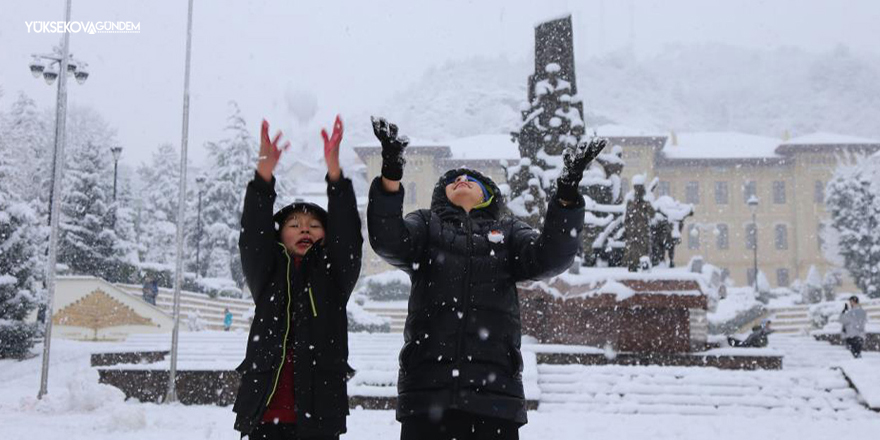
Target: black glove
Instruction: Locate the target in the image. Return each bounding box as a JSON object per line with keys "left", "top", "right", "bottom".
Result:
{"left": 556, "top": 137, "right": 607, "bottom": 202}
{"left": 371, "top": 116, "right": 409, "bottom": 181}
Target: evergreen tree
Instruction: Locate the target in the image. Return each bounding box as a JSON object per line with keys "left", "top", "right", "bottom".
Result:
{"left": 0, "top": 134, "right": 41, "bottom": 359}
{"left": 57, "top": 107, "right": 118, "bottom": 279}
{"left": 136, "top": 143, "right": 181, "bottom": 267}
{"left": 200, "top": 102, "right": 254, "bottom": 287}
{"left": 826, "top": 155, "right": 880, "bottom": 298}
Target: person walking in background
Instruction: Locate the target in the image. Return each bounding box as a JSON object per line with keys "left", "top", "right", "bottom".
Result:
{"left": 142, "top": 276, "right": 158, "bottom": 306}
{"left": 841, "top": 296, "right": 867, "bottom": 358}
{"left": 223, "top": 307, "right": 233, "bottom": 331}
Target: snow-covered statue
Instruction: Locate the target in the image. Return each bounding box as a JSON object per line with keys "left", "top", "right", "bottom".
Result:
{"left": 624, "top": 177, "right": 655, "bottom": 272}
{"left": 508, "top": 16, "right": 589, "bottom": 229}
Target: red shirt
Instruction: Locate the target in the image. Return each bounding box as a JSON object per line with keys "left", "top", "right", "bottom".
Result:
{"left": 262, "top": 256, "right": 301, "bottom": 424}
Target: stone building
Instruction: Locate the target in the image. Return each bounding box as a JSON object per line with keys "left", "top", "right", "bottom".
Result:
{"left": 354, "top": 129, "right": 880, "bottom": 290}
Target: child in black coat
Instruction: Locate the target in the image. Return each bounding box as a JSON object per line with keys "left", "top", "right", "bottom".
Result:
{"left": 233, "top": 117, "right": 362, "bottom": 440}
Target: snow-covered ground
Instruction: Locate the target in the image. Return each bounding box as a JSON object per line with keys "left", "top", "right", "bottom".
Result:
{"left": 1, "top": 335, "right": 879, "bottom": 440}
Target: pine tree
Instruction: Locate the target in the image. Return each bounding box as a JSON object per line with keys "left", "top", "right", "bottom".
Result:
{"left": 0, "top": 134, "right": 41, "bottom": 359}
{"left": 200, "top": 102, "right": 254, "bottom": 288}
{"left": 57, "top": 107, "right": 118, "bottom": 279}
{"left": 826, "top": 155, "right": 880, "bottom": 298}
{"left": 136, "top": 143, "right": 181, "bottom": 268}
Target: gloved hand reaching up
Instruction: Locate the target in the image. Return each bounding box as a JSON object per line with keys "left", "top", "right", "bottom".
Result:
{"left": 371, "top": 116, "right": 410, "bottom": 181}
{"left": 556, "top": 137, "right": 608, "bottom": 203}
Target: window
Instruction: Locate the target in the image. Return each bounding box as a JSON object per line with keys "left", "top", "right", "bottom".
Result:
{"left": 747, "top": 268, "right": 757, "bottom": 286}
{"left": 775, "top": 224, "right": 788, "bottom": 250}
{"left": 687, "top": 224, "right": 700, "bottom": 249}
{"left": 407, "top": 182, "right": 417, "bottom": 204}
{"left": 773, "top": 181, "right": 786, "bottom": 204}
{"left": 658, "top": 181, "right": 671, "bottom": 197}
{"left": 743, "top": 181, "right": 757, "bottom": 204}
{"left": 817, "top": 222, "right": 825, "bottom": 252}
{"left": 745, "top": 223, "right": 757, "bottom": 250}
{"left": 714, "top": 181, "right": 729, "bottom": 205}
{"left": 685, "top": 181, "right": 700, "bottom": 204}
{"left": 776, "top": 268, "right": 790, "bottom": 287}
{"left": 716, "top": 224, "right": 729, "bottom": 249}
{"left": 814, "top": 180, "right": 824, "bottom": 204}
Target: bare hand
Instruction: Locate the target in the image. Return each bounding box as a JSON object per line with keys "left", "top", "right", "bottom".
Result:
{"left": 321, "top": 115, "right": 343, "bottom": 181}
{"left": 257, "top": 119, "right": 290, "bottom": 182}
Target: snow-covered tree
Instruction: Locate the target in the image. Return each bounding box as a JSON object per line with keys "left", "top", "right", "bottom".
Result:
{"left": 57, "top": 107, "right": 119, "bottom": 279}
{"left": 200, "top": 102, "right": 255, "bottom": 287}
{"left": 136, "top": 143, "right": 181, "bottom": 267}
{"left": 0, "top": 136, "right": 41, "bottom": 359}
{"left": 801, "top": 265, "right": 824, "bottom": 304}
{"left": 825, "top": 154, "right": 880, "bottom": 298}
{"left": 1, "top": 92, "right": 52, "bottom": 204}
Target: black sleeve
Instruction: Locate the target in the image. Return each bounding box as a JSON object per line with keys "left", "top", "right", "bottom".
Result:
{"left": 366, "top": 177, "right": 429, "bottom": 275}
{"left": 238, "top": 172, "right": 280, "bottom": 304}
{"left": 509, "top": 194, "right": 585, "bottom": 281}
{"left": 325, "top": 173, "right": 363, "bottom": 301}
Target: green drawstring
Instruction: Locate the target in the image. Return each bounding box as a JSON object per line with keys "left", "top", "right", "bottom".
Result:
{"left": 308, "top": 286, "right": 317, "bottom": 317}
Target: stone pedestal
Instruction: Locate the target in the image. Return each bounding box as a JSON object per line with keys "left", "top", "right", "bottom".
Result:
{"left": 520, "top": 275, "right": 708, "bottom": 354}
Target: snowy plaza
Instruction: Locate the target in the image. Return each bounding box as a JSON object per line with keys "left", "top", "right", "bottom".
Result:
{"left": 3, "top": 1, "right": 880, "bottom": 440}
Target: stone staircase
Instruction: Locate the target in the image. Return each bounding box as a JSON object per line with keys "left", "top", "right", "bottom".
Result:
{"left": 116, "top": 284, "right": 254, "bottom": 332}
{"left": 762, "top": 298, "right": 880, "bottom": 336}
{"left": 536, "top": 335, "right": 880, "bottom": 419}
{"left": 362, "top": 302, "right": 407, "bottom": 333}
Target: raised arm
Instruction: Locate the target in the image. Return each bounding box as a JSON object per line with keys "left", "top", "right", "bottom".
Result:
{"left": 367, "top": 178, "right": 429, "bottom": 274}
{"left": 239, "top": 120, "right": 289, "bottom": 302}
{"left": 510, "top": 137, "right": 606, "bottom": 281}
{"left": 321, "top": 116, "right": 363, "bottom": 297}
{"left": 365, "top": 116, "right": 427, "bottom": 273}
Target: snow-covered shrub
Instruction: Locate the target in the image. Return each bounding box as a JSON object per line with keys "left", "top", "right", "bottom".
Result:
{"left": 355, "top": 271, "right": 411, "bottom": 302}
{"left": 347, "top": 291, "right": 390, "bottom": 333}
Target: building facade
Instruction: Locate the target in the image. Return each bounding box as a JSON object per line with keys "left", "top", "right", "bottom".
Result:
{"left": 355, "top": 130, "right": 880, "bottom": 291}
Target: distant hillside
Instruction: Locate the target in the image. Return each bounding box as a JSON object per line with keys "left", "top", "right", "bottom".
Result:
{"left": 344, "top": 44, "right": 880, "bottom": 145}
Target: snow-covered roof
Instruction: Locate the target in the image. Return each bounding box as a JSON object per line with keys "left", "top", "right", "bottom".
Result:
{"left": 356, "top": 138, "right": 447, "bottom": 148}
{"left": 444, "top": 134, "right": 519, "bottom": 160}
{"left": 661, "top": 132, "right": 782, "bottom": 159}
{"left": 781, "top": 132, "right": 880, "bottom": 145}
{"left": 595, "top": 124, "right": 664, "bottom": 138}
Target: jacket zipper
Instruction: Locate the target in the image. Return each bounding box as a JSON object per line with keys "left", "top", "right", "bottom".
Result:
{"left": 452, "top": 214, "right": 474, "bottom": 403}
{"left": 266, "top": 243, "right": 294, "bottom": 406}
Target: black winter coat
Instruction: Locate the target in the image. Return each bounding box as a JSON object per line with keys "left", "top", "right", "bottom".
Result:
{"left": 367, "top": 168, "right": 585, "bottom": 424}
{"left": 233, "top": 173, "right": 362, "bottom": 437}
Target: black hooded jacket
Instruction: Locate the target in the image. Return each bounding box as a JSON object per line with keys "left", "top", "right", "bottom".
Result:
{"left": 233, "top": 172, "right": 362, "bottom": 437}
{"left": 367, "top": 168, "right": 585, "bottom": 424}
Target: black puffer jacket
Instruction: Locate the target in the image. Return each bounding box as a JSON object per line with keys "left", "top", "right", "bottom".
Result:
{"left": 367, "top": 168, "right": 584, "bottom": 424}
{"left": 234, "top": 172, "right": 362, "bottom": 437}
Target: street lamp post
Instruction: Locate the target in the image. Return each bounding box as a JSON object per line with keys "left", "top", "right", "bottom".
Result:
{"left": 747, "top": 195, "right": 759, "bottom": 294}
{"left": 195, "top": 175, "right": 205, "bottom": 278}
{"left": 166, "top": 0, "right": 196, "bottom": 404}
{"left": 110, "top": 146, "right": 123, "bottom": 201}
{"left": 32, "top": 0, "right": 89, "bottom": 400}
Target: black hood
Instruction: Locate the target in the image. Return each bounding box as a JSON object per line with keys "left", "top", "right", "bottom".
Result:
{"left": 430, "top": 168, "right": 504, "bottom": 222}
{"left": 273, "top": 201, "right": 328, "bottom": 233}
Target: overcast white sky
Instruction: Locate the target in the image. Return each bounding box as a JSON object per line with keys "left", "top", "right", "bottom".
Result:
{"left": 2, "top": 0, "right": 879, "bottom": 167}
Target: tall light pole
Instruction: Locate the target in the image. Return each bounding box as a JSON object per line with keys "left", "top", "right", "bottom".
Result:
{"left": 195, "top": 175, "right": 205, "bottom": 279}
{"left": 747, "top": 195, "right": 759, "bottom": 294}
{"left": 111, "top": 146, "right": 123, "bottom": 201}
{"left": 166, "top": 0, "right": 196, "bottom": 404}
{"left": 34, "top": 0, "right": 88, "bottom": 400}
